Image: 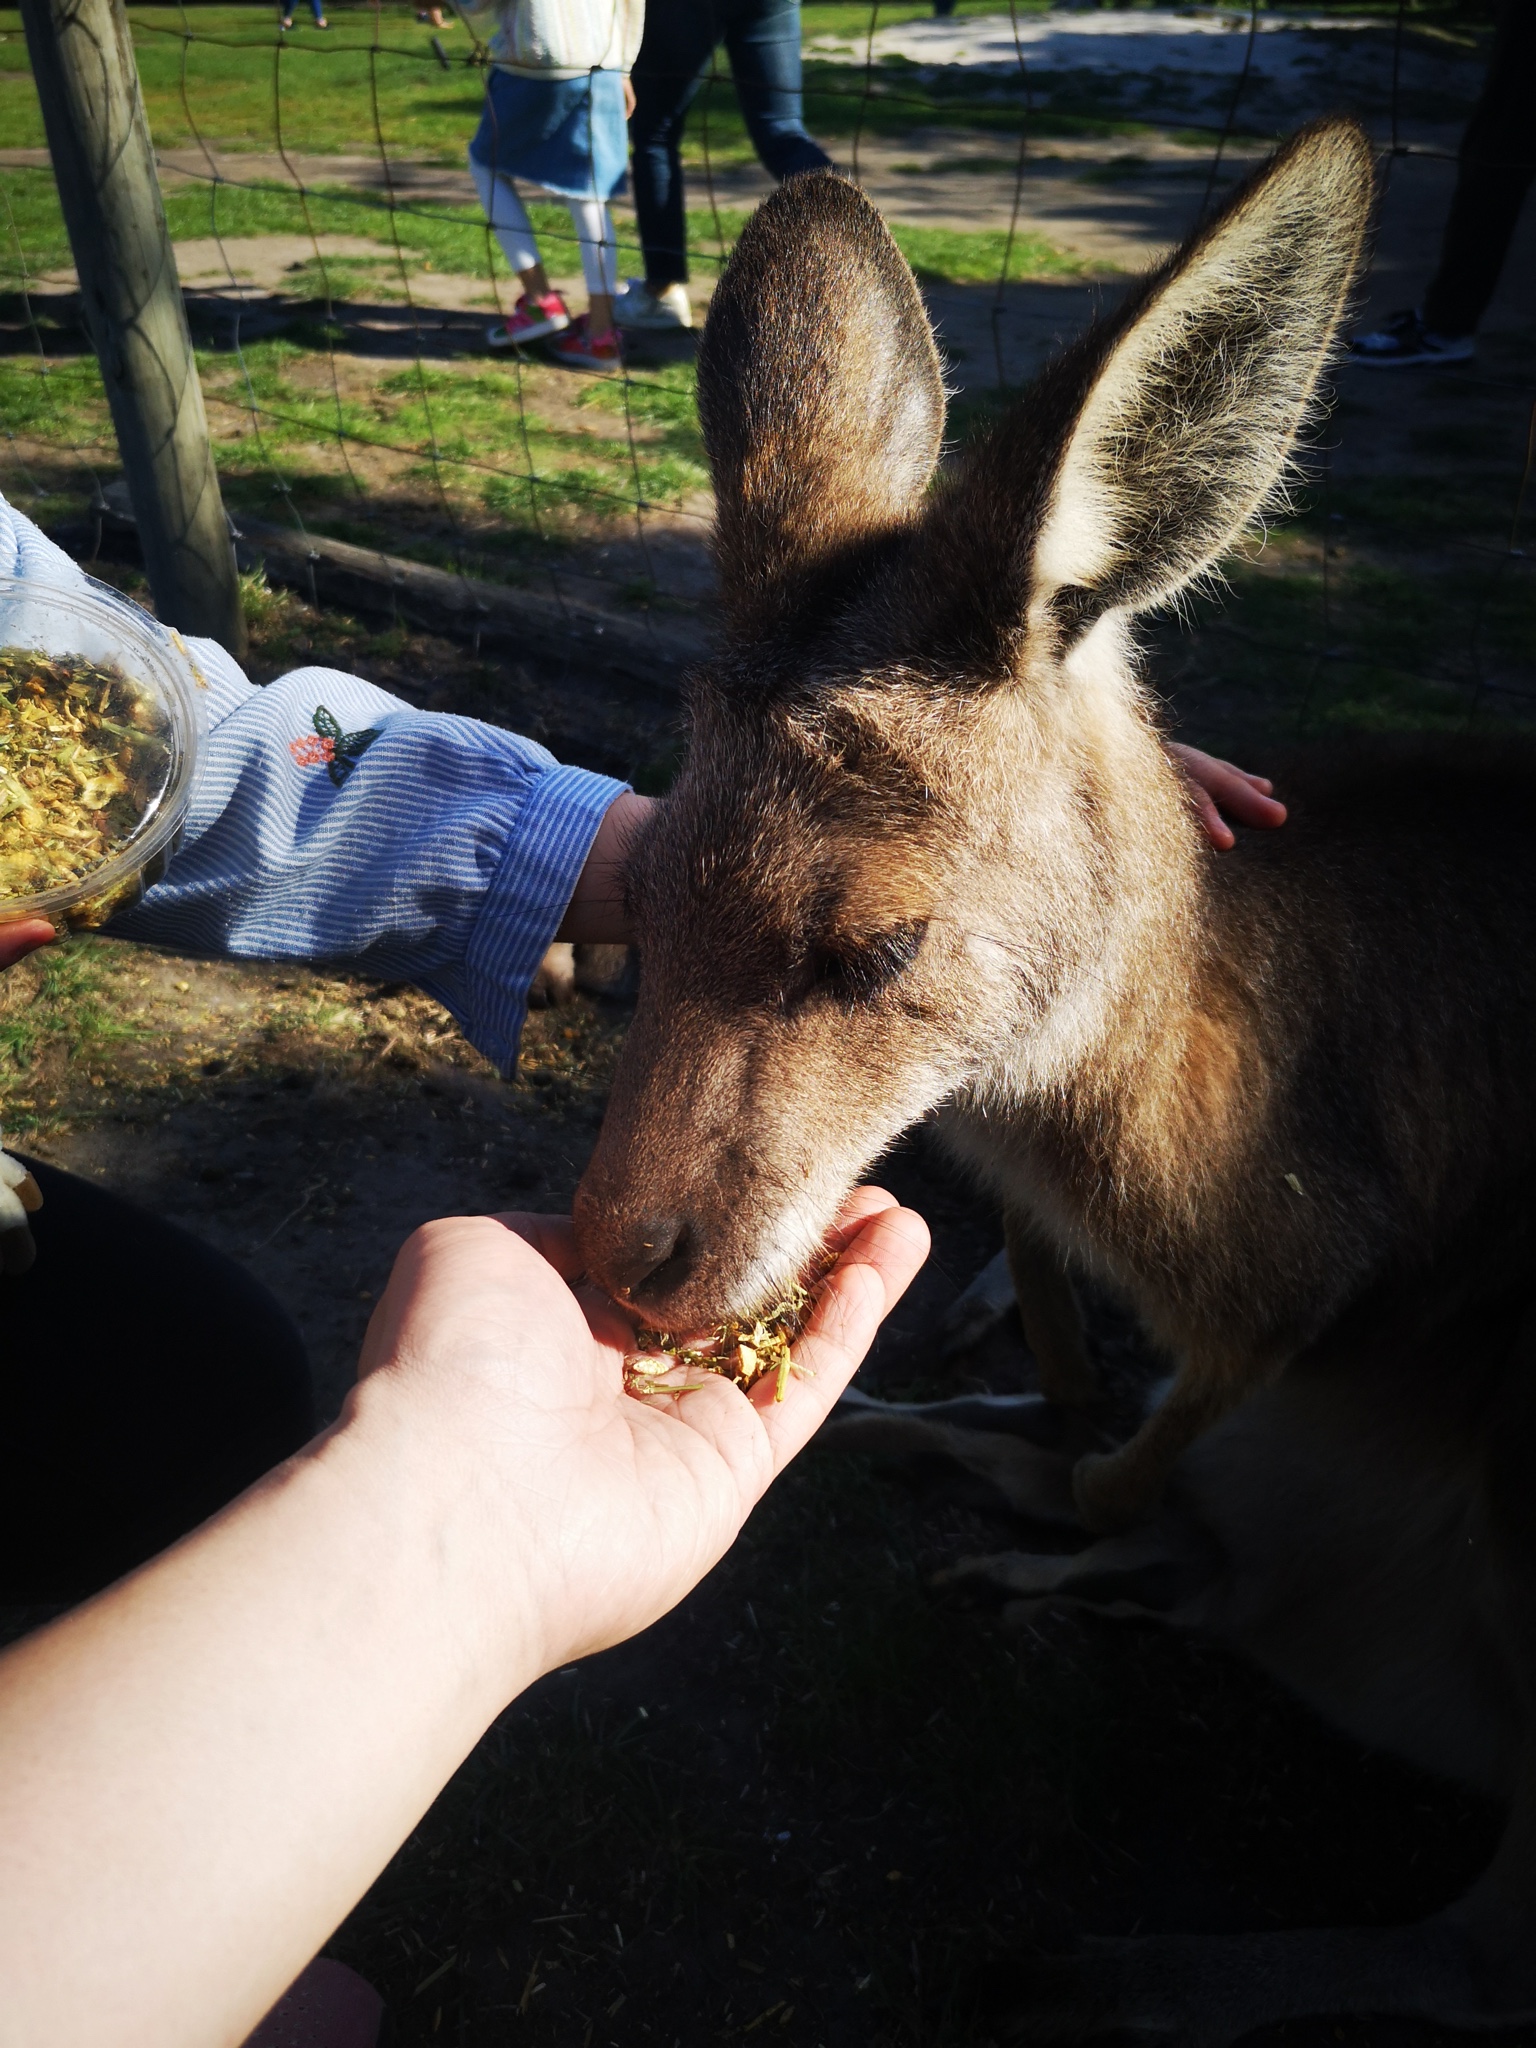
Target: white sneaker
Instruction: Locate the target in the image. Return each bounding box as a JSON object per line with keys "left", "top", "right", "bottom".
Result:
{"left": 1350, "top": 308, "right": 1474, "bottom": 367}
{"left": 614, "top": 279, "right": 694, "bottom": 332}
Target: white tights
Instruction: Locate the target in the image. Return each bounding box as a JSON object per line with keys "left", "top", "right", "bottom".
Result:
{"left": 468, "top": 156, "right": 618, "bottom": 301}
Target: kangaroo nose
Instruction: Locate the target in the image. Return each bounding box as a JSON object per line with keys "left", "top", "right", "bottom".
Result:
{"left": 601, "top": 1212, "right": 695, "bottom": 1306}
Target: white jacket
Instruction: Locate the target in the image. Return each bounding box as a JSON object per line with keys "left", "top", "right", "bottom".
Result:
{"left": 455, "top": 0, "right": 643, "bottom": 77}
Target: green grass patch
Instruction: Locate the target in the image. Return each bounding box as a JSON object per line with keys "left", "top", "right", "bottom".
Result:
{"left": 0, "top": 936, "right": 141, "bottom": 1115}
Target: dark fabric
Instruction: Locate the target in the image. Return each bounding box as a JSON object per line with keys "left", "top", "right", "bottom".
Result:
{"left": 629, "top": 0, "right": 832, "bottom": 286}
{"left": 0, "top": 1160, "right": 315, "bottom": 1603}
{"left": 1422, "top": 0, "right": 1536, "bottom": 338}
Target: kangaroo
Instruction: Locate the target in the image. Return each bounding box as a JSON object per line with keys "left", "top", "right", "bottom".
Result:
{"left": 818, "top": 1271, "right": 1536, "bottom": 2038}
{"left": 572, "top": 120, "right": 1536, "bottom": 1532}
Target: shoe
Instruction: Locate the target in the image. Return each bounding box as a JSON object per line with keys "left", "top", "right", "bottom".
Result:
{"left": 486, "top": 291, "right": 571, "bottom": 350}
{"left": 1350, "top": 308, "right": 1473, "bottom": 367}
{"left": 614, "top": 279, "right": 693, "bottom": 332}
{"left": 548, "top": 316, "right": 622, "bottom": 371}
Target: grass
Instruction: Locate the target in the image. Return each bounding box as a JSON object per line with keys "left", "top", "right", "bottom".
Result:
{"left": 0, "top": 0, "right": 1165, "bottom": 167}
{"left": 0, "top": 935, "right": 141, "bottom": 1095}
{"left": 0, "top": 158, "right": 1083, "bottom": 298}
{"left": 0, "top": 0, "right": 1490, "bottom": 167}
{"left": 1151, "top": 485, "right": 1536, "bottom": 753}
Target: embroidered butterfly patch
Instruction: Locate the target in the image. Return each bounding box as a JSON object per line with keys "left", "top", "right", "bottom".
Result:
{"left": 288, "top": 705, "right": 380, "bottom": 787}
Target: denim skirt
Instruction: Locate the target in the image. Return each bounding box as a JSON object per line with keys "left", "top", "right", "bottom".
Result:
{"left": 468, "top": 68, "right": 629, "bottom": 200}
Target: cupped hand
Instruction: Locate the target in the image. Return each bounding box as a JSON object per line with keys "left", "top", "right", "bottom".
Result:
{"left": 354, "top": 1188, "right": 929, "bottom": 1681}
{"left": 0, "top": 920, "right": 55, "bottom": 971}
{"left": 1167, "top": 742, "right": 1287, "bottom": 850}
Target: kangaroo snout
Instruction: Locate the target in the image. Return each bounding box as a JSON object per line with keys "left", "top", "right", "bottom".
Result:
{"left": 584, "top": 1206, "right": 696, "bottom": 1311}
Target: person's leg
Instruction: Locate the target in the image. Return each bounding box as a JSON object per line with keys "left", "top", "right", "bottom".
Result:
{"left": 724, "top": 0, "right": 832, "bottom": 184}
{"left": 568, "top": 197, "right": 619, "bottom": 334}
{"left": 468, "top": 149, "right": 571, "bottom": 345}
{"left": 0, "top": 1160, "right": 315, "bottom": 1604}
{"left": 629, "top": 2, "right": 717, "bottom": 288}
{"left": 468, "top": 154, "right": 549, "bottom": 296}
{"left": 1421, "top": 0, "right": 1536, "bottom": 338}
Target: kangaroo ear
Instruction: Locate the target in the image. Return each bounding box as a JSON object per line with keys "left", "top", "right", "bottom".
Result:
{"left": 1027, "top": 118, "right": 1375, "bottom": 629}
{"left": 697, "top": 172, "right": 946, "bottom": 634}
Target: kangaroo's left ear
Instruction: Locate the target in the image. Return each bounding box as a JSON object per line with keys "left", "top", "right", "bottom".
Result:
{"left": 1018, "top": 118, "right": 1375, "bottom": 633}
{"left": 697, "top": 171, "right": 947, "bottom": 638}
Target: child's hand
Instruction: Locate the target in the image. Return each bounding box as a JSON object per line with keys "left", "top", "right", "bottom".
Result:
{"left": 0, "top": 920, "right": 55, "bottom": 972}
{"left": 1167, "top": 743, "right": 1287, "bottom": 850}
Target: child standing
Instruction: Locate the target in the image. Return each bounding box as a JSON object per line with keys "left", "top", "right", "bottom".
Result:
{"left": 456, "top": 0, "right": 642, "bottom": 370}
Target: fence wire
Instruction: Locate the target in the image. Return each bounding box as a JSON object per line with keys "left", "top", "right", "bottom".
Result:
{"left": 0, "top": 0, "right": 1527, "bottom": 738}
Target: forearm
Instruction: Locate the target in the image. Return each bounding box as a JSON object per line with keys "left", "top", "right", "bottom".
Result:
{"left": 0, "top": 1380, "right": 533, "bottom": 2048}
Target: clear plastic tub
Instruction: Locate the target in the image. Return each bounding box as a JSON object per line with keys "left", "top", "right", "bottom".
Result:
{"left": 0, "top": 576, "right": 205, "bottom": 932}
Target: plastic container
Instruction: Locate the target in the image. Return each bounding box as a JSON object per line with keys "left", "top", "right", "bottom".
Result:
{"left": 0, "top": 576, "right": 204, "bottom": 932}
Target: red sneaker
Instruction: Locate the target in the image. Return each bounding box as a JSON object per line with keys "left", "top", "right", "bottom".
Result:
{"left": 548, "top": 316, "right": 621, "bottom": 371}
{"left": 486, "top": 291, "right": 570, "bottom": 350}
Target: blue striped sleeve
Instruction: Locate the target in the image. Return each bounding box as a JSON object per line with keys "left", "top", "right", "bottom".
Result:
{"left": 0, "top": 492, "right": 626, "bottom": 1074}
{"left": 116, "top": 664, "right": 626, "bottom": 1075}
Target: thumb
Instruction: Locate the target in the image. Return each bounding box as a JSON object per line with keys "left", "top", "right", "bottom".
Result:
{"left": 0, "top": 921, "right": 57, "bottom": 972}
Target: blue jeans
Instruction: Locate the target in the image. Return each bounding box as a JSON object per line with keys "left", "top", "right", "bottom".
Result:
{"left": 629, "top": 0, "right": 832, "bottom": 286}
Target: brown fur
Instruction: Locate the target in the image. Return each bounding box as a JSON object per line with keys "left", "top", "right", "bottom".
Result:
{"left": 573, "top": 120, "right": 1536, "bottom": 1529}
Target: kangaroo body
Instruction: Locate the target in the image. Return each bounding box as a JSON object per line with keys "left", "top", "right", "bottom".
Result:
{"left": 569, "top": 122, "right": 1536, "bottom": 2029}
{"left": 822, "top": 1278, "right": 1536, "bottom": 2039}
{"left": 938, "top": 736, "right": 1536, "bottom": 1518}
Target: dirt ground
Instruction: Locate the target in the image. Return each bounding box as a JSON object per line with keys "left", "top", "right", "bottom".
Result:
{"left": 3, "top": 16, "right": 1536, "bottom": 2045}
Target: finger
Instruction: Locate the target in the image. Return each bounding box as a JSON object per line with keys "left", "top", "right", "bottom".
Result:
{"left": 753, "top": 1203, "right": 930, "bottom": 1473}
{"left": 1216, "top": 780, "right": 1287, "bottom": 830}
{"left": 492, "top": 1210, "right": 585, "bottom": 1280}
{"left": 1173, "top": 746, "right": 1286, "bottom": 831}
{"left": 0, "top": 920, "right": 56, "bottom": 971}
{"left": 823, "top": 1183, "right": 899, "bottom": 1252}
{"left": 1190, "top": 786, "right": 1235, "bottom": 851}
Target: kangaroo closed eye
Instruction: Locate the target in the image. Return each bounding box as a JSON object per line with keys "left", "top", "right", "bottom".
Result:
{"left": 809, "top": 922, "right": 927, "bottom": 1006}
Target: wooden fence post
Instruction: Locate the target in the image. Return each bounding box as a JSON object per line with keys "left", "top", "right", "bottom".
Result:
{"left": 19, "top": 0, "right": 248, "bottom": 656}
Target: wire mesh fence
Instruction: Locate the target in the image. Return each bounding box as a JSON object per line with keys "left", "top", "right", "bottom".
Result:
{"left": 0, "top": 0, "right": 1529, "bottom": 745}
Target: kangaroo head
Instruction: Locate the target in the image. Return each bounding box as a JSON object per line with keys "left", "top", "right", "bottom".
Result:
{"left": 575, "top": 120, "right": 1375, "bottom": 1327}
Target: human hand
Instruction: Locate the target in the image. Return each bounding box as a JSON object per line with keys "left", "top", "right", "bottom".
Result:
{"left": 354, "top": 1188, "right": 928, "bottom": 1683}
{"left": 623, "top": 74, "right": 636, "bottom": 120}
{"left": 0, "top": 919, "right": 55, "bottom": 971}
{"left": 1167, "top": 742, "right": 1287, "bottom": 850}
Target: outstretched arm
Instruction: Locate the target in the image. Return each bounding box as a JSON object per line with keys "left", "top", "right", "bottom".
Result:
{"left": 0, "top": 1192, "right": 928, "bottom": 2048}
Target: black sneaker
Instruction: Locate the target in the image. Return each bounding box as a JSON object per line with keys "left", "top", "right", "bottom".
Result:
{"left": 1351, "top": 308, "right": 1473, "bottom": 367}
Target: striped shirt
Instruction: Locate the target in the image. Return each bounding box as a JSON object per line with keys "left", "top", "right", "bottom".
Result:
{"left": 0, "top": 495, "right": 626, "bottom": 1075}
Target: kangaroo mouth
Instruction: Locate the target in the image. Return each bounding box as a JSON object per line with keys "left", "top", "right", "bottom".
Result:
{"left": 623, "top": 1280, "right": 813, "bottom": 1403}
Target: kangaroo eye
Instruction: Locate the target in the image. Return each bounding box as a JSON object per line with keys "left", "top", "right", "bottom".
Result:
{"left": 810, "top": 921, "right": 927, "bottom": 1004}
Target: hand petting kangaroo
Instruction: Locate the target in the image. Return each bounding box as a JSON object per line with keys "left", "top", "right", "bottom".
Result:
{"left": 574, "top": 118, "right": 1536, "bottom": 1536}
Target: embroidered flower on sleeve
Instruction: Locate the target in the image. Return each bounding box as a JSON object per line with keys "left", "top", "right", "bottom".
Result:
{"left": 287, "top": 705, "right": 381, "bottom": 787}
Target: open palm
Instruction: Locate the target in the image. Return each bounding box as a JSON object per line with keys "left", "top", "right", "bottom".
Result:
{"left": 355, "top": 1190, "right": 929, "bottom": 1675}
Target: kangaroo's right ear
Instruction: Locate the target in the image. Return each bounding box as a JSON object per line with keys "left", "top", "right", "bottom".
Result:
{"left": 1031, "top": 118, "right": 1376, "bottom": 630}
{"left": 916, "top": 119, "right": 1375, "bottom": 662}
{"left": 697, "top": 172, "right": 946, "bottom": 636}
